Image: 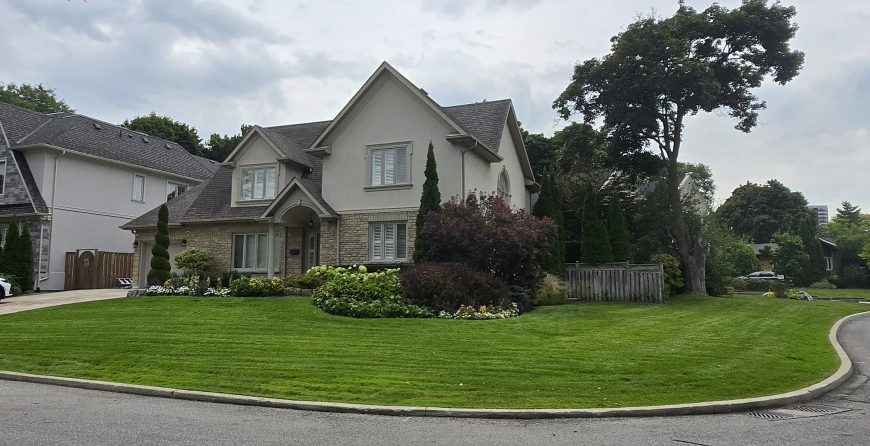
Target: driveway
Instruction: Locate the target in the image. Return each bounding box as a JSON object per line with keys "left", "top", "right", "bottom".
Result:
{"left": 0, "top": 289, "right": 126, "bottom": 315}
{"left": 0, "top": 313, "right": 867, "bottom": 445}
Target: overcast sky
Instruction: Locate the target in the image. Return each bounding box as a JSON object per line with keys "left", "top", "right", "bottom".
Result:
{"left": 1, "top": 0, "right": 867, "bottom": 212}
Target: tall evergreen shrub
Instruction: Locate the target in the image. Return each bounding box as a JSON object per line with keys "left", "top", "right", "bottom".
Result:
{"left": 532, "top": 170, "right": 565, "bottom": 275}
{"left": 606, "top": 195, "right": 631, "bottom": 262}
{"left": 580, "top": 186, "right": 611, "bottom": 263}
{"left": 147, "top": 205, "right": 172, "bottom": 285}
{"left": 414, "top": 141, "right": 440, "bottom": 261}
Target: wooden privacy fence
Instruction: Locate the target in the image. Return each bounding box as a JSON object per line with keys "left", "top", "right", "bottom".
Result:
{"left": 64, "top": 250, "right": 133, "bottom": 290}
{"left": 565, "top": 262, "right": 664, "bottom": 303}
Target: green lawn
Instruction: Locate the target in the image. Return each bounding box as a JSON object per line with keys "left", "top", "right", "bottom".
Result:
{"left": 0, "top": 295, "right": 865, "bottom": 409}
{"left": 799, "top": 288, "right": 870, "bottom": 299}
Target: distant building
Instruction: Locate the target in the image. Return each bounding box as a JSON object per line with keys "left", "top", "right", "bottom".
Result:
{"left": 808, "top": 205, "right": 829, "bottom": 226}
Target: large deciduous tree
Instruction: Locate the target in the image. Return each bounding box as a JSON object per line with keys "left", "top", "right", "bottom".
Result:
{"left": 205, "top": 124, "right": 253, "bottom": 162}
{"left": 0, "top": 82, "right": 74, "bottom": 113}
{"left": 716, "top": 179, "right": 812, "bottom": 243}
{"left": 123, "top": 112, "right": 205, "bottom": 156}
{"left": 553, "top": 1, "right": 804, "bottom": 294}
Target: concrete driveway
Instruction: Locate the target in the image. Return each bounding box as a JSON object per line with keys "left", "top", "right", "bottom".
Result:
{"left": 0, "top": 289, "right": 126, "bottom": 315}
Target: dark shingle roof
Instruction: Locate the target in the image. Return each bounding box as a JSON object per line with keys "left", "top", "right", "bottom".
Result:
{"left": 121, "top": 183, "right": 206, "bottom": 229}
{"left": 0, "top": 102, "right": 51, "bottom": 144}
{"left": 12, "top": 151, "right": 48, "bottom": 213}
{"left": 0, "top": 203, "right": 38, "bottom": 217}
{"left": 442, "top": 99, "right": 512, "bottom": 153}
{"left": 7, "top": 108, "right": 218, "bottom": 181}
{"left": 180, "top": 166, "right": 266, "bottom": 222}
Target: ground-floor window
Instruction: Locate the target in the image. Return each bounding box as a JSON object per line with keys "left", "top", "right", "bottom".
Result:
{"left": 824, "top": 256, "right": 833, "bottom": 271}
{"left": 233, "top": 233, "right": 268, "bottom": 270}
{"left": 369, "top": 222, "right": 407, "bottom": 261}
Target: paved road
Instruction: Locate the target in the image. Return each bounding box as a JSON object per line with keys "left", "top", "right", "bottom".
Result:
{"left": 1, "top": 313, "right": 868, "bottom": 445}
{"left": 0, "top": 289, "right": 126, "bottom": 315}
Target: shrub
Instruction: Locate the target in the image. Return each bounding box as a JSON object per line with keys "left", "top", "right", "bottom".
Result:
{"left": 146, "top": 285, "right": 230, "bottom": 297}
{"left": 834, "top": 265, "right": 868, "bottom": 288}
{"left": 732, "top": 279, "right": 788, "bottom": 297}
{"left": 147, "top": 205, "right": 172, "bottom": 285}
{"left": 419, "top": 193, "right": 556, "bottom": 300}
{"left": 314, "top": 294, "right": 433, "bottom": 318}
{"left": 0, "top": 272, "right": 22, "bottom": 295}
{"left": 174, "top": 249, "right": 214, "bottom": 278}
{"left": 809, "top": 279, "right": 836, "bottom": 289}
{"left": 216, "top": 270, "right": 242, "bottom": 288}
{"left": 401, "top": 263, "right": 511, "bottom": 313}
{"left": 438, "top": 303, "right": 519, "bottom": 320}
{"left": 284, "top": 267, "right": 330, "bottom": 289}
{"left": 762, "top": 291, "right": 776, "bottom": 298}
{"left": 312, "top": 265, "right": 431, "bottom": 318}
{"left": 229, "top": 276, "right": 286, "bottom": 297}
{"left": 651, "top": 253, "right": 683, "bottom": 296}
{"left": 533, "top": 274, "right": 567, "bottom": 306}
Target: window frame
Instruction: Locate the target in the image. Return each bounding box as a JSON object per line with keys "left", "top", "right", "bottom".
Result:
{"left": 232, "top": 233, "right": 270, "bottom": 271}
{"left": 0, "top": 159, "right": 7, "bottom": 196}
{"left": 131, "top": 173, "right": 146, "bottom": 202}
{"left": 824, "top": 256, "right": 833, "bottom": 272}
{"left": 166, "top": 181, "right": 188, "bottom": 201}
{"left": 239, "top": 164, "right": 278, "bottom": 201}
{"left": 369, "top": 221, "right": 408, "bottom": 262}
{"left": 365, "top": 141, "right": 412, "bottom": 191}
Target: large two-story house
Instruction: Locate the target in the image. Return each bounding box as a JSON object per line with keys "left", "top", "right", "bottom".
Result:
{"left": 0, "top": 101, "right": 218, "bottom": 290}
{"left": 123, "top": 62, "right": 537, "bottom": 286}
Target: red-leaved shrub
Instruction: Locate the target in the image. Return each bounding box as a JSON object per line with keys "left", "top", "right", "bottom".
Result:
{"left": 401, "top": 263, "right": 511, "bottom": 312}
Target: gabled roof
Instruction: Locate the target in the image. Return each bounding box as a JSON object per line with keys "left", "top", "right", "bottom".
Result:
{"left": 260, "top": 176, "right": 337, "bottom": 219}
{"left": 12, "top": 151, "right": 48, "bottom": 213}
{"left": 0, "top": 101, "right": 218, "bottom": 182}
{"left": 442, "top": 99, "right": 512, "bottom": 154}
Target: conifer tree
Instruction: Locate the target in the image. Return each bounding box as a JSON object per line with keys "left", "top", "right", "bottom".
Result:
{"left": 147, "top": 205, "right": 172, "bottom": 285}
{"left": 795, "top": 213, "right": 826, "bottom": 285}
{"left": 532, "top": 169, "right": 565, "bottom": 275}
{"left": 414, "top": 141, "right": 440, "bottom": 261}
{"left": 606, "top": 196, "right": 631, "bottom": 262}
{"left": 18, "top": 223, "right": 34, "bottom": 291}
{"left": 580, "top": 186, "right": 611, "bottom": 263}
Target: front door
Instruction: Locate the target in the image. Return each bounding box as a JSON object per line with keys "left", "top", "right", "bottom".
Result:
{"left": 305, "top": 230, "right": 320, "bottom": 272}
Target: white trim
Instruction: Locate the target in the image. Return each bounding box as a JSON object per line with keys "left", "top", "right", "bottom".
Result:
{"left": 165, "top": 180, "right": 188, "bottom": 201}
{"left": 239, "top": 163, "right": 278, "bottom": 201}
{"left": 54, "top": 205, "right": 140, "bottom": 220}
{"left": 366, "top": 141, "right": 412, "bottom": 188}
{"left": 0, "top": 159, "right": 6, "bottom": 196}
{"left": 231, "top": 232, "right": 269, "bottom": 271}
{"left": 131, "top": 173, "right": 146, "bottom": 203}
{"left": 224, "top": 127, "right": 285, "bottom": 163}
{"left": 368, "top": 221, "right": 408, "bottom": 261}
{"left": 260, "top": 177, "right": 332, "bottom": 218}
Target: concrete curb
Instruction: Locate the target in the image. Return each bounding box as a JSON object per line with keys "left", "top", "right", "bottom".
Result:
{"left": 2, "top": 310, "right": 868, "bottom": 419}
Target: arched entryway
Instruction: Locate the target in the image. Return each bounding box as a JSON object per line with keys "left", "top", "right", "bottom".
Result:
{"left": 279, "top": 205, "right": 321, "bottom": 274}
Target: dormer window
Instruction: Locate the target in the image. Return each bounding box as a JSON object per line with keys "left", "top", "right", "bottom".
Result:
{"left": 241, "top": 166, "right": 277, "bottom": 200}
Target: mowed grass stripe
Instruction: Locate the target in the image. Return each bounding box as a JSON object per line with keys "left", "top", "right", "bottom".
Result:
{"left": 0, "top": 295, "right": 863, "bottom": 408}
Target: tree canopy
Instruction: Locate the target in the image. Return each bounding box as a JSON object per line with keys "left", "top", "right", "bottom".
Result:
{"left": 835, "top": 201, "right": 863, "bottom": 227}
{"left": 0, "top": 82, "right": 74, "bottom": 113}
{"left": 123, "top": 112, "right": 205, "bottom": 157}
{"left": 553, "top": 0, "right": 804, "bottom": 293}
{"left": 205, "top": 124, "right": 253, "bottom": 162}
{"left": 716, "top": 179, "right": 812, "bottom": 243}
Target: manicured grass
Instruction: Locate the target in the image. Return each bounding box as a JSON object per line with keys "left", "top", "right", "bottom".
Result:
{"left": 799, "top": 288, "right": 870, "bottom": 299}
{"left": 0, "top": 295, "right": 865, "bottom": 408}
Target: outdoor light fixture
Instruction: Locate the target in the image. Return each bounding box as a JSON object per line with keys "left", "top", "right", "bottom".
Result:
{"left": 307, "top": 219, "right": 314, "bottom": 229}
{"left": 132, "top": 240, "right": 139, "bottom": 248}
{"left": 181, "top": 239, "right": 188, "bottom": 247}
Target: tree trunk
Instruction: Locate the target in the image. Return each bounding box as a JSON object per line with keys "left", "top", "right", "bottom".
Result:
{"left": 665, "top": 158, "right": 707, "bottom": 295}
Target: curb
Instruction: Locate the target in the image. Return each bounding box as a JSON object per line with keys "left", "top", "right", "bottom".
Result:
{"left": 2, "top": 310, "right": 868, "bottom": 419}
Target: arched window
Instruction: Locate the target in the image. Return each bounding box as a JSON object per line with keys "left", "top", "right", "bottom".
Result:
{"left": 497, "top": 169, "right": 510, "bottom": 204}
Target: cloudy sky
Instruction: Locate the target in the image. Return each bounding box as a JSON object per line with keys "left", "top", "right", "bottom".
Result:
{"left": 1, "top": 0, "right": 867, "bottom": 212}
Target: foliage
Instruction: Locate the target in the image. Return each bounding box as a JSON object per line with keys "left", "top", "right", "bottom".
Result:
{"left": 553, "top": 1, "right": 804, "bottom": 294}
{"left": 533, "top": 274, "right": 567, "bottom": 306}
{"left": 414, "top": 141, "right": 440, "bottom": 261}
{"left": 283, "top": 269, "right": 328, "bottom": 289}
{"left": 771, "top": 232, "right": 809, "bottom": 284}
{"left": 229, "top": 276, "right": 287, "bottom": 297}
{"left": 835, "top": 201, "right": 862, "bottom": 227}
{"left": 794, "top": 213, "right": 826, "bottom": 286}
{"left": 216, "top": 270, "right": 242, "bottom": 288}
{"left": 2, "top": 222, "right": 33, "bottom": 291}
{"left": 147, "top": 205, "right": 171, "bottom": 286}
{"left": 580, "top": 187, "right": 611, "bottom": 263}
{"left": 419, "top": 193, "right": 556, "bottom": 305}
{"left": 401, "top": 263, "right": 512, "bottom": 313}
{"left": 204, "top": 124, "right": 253, "bottom": 162}
{"left": 651, "top": 253, "right": 683, "bottom": 296}
{"left": 705, "top": 221, "right": 759, "bottom": 296}
{"left": 146, "top": 285, "right": 230, "bottom": 297}
{"left": 311, "top": 265, "right": 432, "bottom": 318}
{"left": 732, "top": 279, "right": 787, "bottom": 298}
{"left": 438, "top": 303, "right": 519, "bottom": 320}
{"left": 0, "top": 271, "right": 22, "bottom": 295}
{"left": 0, "top": 82, "right": 74, "bottom": 113}
{"left": 532, "top": 169, "right": 565, "bottom": 275}
{"left": 809, "top": 280, "right": 836, "bottom": 289}
{"left": 123, "top": 112, "right": 204, "bottom": 156}
{"left": 522, "top": 130, "right": 558, "bottom": 179}
{"left": 716, "top": 180, "right": 812, "bottom": 243}
{"left": 606, "top": 195, "right": 631, "bottom": 262}
{"left": 834, "top": 265, "right": 868, "bottom": 289}
{"left": 173, "top": 249, "right": 214, "bottom": 278}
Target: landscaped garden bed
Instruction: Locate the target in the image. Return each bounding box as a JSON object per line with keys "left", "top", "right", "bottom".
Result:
{"left": 0, "top": 294, "right": 864, "bottom": 409}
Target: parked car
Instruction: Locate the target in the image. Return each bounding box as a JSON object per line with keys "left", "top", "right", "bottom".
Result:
{"left": 736, "top": 271, "right": 785, "bottom": 281}
{"left": 0, "top": 276, "right": 13, "bottom": 300}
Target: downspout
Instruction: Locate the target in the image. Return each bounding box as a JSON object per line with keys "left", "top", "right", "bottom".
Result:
{"left": 40, "top": 149, "right": 67, "bottom": 283}
{"left": 335, "top": 217, "right": 340, "bottom": 265}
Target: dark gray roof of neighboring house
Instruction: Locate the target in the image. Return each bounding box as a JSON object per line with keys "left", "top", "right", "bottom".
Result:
{"left": 442, "top": 99, "right": 512, "bottom": 153}
{"left": 818, "top": 236, "right": 837, "bottom": 247}
{"left": 0, "top": 203, "right": 38, "bottom": 217}
{"left": 121, "top": 183, "right": 206, "bottom": 229}
{"left": 12, "top": 151, "right": 48, "bottom": 213}
{"left": 0, "top": 101, "right": 51, "bottom": 144}
{"left": 15, "top": 113, "right": 218, "bottom": 180}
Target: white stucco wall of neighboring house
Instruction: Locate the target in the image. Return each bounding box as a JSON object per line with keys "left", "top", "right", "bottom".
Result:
{"left": 230, "top": 133, "right": 306, "bottom": 208}
{"left": 25, "top": 151, "right": 193, "bottom": 290}
{"left": 463, "top": 124, "right": 531, "bottom": 210}
{"left": 320, "top": 73, "right": 464, "bottom": 212}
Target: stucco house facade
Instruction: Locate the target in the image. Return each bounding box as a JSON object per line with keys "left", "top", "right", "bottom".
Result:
{"left": 123, "top": 62, "right": 537, "bottom": 286}
{"left": 0, "top": 101, "right": 218, "bottom": 290}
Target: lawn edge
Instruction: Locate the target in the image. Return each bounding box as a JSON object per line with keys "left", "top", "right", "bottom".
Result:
{"left": 2, "top": 310, "right": 868, "bottom": 419}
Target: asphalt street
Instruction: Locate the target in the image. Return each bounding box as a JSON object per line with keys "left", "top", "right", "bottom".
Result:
{"left": 1, "top": 312, "right": 868, "bottom": 446}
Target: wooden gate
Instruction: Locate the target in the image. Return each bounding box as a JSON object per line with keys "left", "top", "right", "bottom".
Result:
{"left": 565, "top": 262, "right": 664, "bottom": 303}
{"left": 64, "top": 250, "right": 133, "bottom": 290}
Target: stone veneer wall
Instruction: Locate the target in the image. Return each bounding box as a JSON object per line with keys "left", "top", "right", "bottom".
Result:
{"left": 0, "top": 219, "right": 51, "bottom": 288}
{"left": 336, "top": 209, "right": 417, "bottom": 265}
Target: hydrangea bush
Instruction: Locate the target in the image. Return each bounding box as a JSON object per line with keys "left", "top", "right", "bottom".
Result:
{"left": 311, "top": 265, "right": 432, "bottom": 318}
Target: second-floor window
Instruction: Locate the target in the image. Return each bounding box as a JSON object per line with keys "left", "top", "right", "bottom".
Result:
{"left": 132, "top": 174, "right": 145, "bottom": 202}
{"left": 241, "top": 166, "right": 277, "bottom": 200}
{"left": 0, "top": 159, "right": 7, "bottom": 195}
{"left": 166, "top": 182, "right": 187, "bottom": 201}
{"left": 370, "top": 145, "right": 408, "bottom": 186}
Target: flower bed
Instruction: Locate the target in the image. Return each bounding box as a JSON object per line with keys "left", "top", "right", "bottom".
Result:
{"left": 438, "top": 303, "right": 519, "bottom": 320}
{"left": 146, "top": 285, "right": 230, "bottom": 297}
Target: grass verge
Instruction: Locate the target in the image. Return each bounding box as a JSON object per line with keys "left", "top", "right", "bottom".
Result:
{"left": 0, "top": 295, "right": 865, "bottom": 408}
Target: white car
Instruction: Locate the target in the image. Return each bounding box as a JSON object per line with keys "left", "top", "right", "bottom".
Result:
{"left": 737, "top": 271, "right": 785, "bottom": 282}
{"left": 0, "top": 276, "right": 13, "bottom": 300}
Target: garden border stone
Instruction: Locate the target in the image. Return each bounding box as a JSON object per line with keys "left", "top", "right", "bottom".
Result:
{"left": 1, "top": 310, "right": 867, "bottom": 419}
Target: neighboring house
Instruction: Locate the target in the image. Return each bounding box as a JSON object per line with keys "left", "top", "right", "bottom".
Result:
{"left": 752, "top": 237, "right": 838, "bottom": 274}
{"left": 123, "top": 62, "right": 537, "bottom": 286}
{"left": 818, "top": 236, "right": 839, "bottom": 273}
{"left": 752, "top": 243, "right": 776, "bottom": 271}
{"left": 0, "top": 101, "right": 218, "bottom": 290}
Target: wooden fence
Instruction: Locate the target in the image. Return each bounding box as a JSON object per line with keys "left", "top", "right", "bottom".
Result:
{"left": 64, "top": 250, "right": 133, "bottom": 290}
{"left": 565, "top": 262, "right": 664, "bottom": 303}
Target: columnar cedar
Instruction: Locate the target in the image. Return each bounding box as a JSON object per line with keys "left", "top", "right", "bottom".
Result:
{"left": 414, "top": 141, "right": 440, "bottom": 261}
{"left": 18, "top": 223, "right": 34, "bottom": 290}
{"left": 147, "top": 204, "right": 172, "bottom": 285}
{"left": 606, "top": 195, "right": 631, "bottom": 262}
{"left": 532, "top": 170, "right": 565, "bottom": 275}
{"left": 2, "top": 222, "right": 21, "bottom": 286}
{"left": 580, "top": 187, "right": 611, "bottom": 264}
